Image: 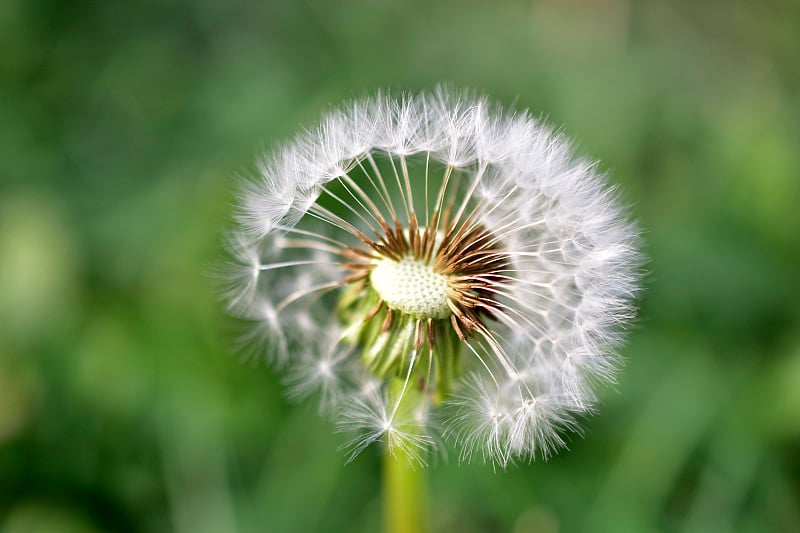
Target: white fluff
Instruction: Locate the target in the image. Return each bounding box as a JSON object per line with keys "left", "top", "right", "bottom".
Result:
{"left": 223, "top": 88, "right": 642, "bottom": 466}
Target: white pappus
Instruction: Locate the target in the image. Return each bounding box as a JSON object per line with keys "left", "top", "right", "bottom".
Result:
{"left": 222, "top": 88, "right": 641, "bottom": 467}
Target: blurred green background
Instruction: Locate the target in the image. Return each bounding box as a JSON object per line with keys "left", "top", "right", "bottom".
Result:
{"left": 1, "top": 0, "right": 799, "bottom": 531}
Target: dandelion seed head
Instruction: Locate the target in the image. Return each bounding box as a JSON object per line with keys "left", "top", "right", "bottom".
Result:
{"left": 222, "top": 87, "right": 642, "bottom": 466}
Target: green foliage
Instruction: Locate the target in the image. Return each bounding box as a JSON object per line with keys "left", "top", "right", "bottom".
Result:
{"left": 1, "top": 0, "right": 798, "bottom": 531}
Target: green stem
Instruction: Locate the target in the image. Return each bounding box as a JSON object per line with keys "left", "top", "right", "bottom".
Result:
{"left": 383, "top": 378, "right": 429, "bottom": 533}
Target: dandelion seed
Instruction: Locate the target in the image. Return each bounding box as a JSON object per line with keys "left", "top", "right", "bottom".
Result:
{"left": 223, "top": 88, "right": 641, "bottom": 466}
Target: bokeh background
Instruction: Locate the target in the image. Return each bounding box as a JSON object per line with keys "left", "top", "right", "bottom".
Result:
{"left": 1, "top": 0, "right": 799, "bottom": 531}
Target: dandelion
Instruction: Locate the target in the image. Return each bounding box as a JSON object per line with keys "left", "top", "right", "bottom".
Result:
{"left": 223, "top": 88, "right": 641, "bottom": 470}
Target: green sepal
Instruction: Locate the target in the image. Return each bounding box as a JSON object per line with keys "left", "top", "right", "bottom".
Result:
{"left": 336, "top": 284, "right": 463, "bottom": 402}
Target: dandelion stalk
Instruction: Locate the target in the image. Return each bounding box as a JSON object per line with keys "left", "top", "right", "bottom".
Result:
{"left": 383, "top": 377, "right": 429, "bottom": 533}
